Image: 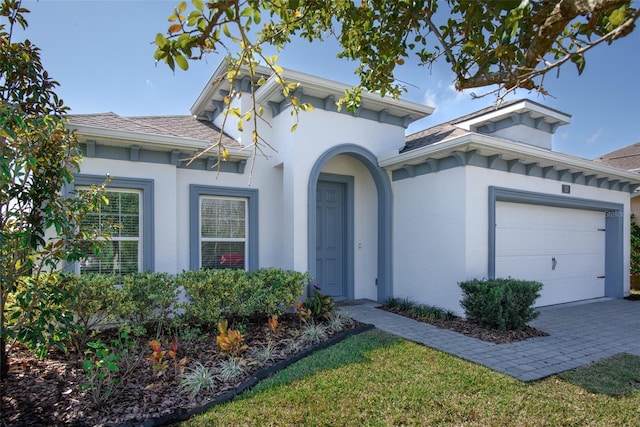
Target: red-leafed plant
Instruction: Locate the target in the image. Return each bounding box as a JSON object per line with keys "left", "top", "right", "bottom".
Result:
{"left": 267, "top": 314, "right": 282, "bottom": 337}
{"left": 216, "top": 320, "right": 248, "bottom": 356}
{"left": 147, "top": 339, "right": 168, "bottom": 377}
{"left": 147, "top": 338, "right": 187, "bottom": 377}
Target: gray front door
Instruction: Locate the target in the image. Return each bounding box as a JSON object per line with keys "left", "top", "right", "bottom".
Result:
{"left": 316, "top": 180, "right": 347, "bottom": 298}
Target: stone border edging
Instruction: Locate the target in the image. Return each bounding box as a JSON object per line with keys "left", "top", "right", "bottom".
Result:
{"left": 121, "top": 323, "right": 375, "bottom": 427}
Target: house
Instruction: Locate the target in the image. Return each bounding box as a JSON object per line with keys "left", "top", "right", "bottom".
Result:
{"left": 67, "top": 62, "right": 640, "bottom": 315}
{"left": 594, "top": 142, "right": 640, "bottom": 221}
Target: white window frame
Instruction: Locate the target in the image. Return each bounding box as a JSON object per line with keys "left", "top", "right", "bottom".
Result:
{"left": 77, "top": 187, "right": 143, "bottom": 274}
{"left": 199, "top": 195, "right": 248, "bottom": 270}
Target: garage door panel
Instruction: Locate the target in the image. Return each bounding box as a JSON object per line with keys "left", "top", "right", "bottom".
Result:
{"left": 534, "top": 277, "right": 605, "bottom": 306}
{"left": 496, "top": 229, "right": 604, "bottom": 255}
{"left": 495, "top": 202, "right": 605, "bottom": 307}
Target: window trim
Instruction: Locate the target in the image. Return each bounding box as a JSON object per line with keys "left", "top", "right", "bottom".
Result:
{"left": 70, "top": 175, "right": 155, "bottom": 272}
{"left": 190, "top": 185, "right": 258, "bottom": 271}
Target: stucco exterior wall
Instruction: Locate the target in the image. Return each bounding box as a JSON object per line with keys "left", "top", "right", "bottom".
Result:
{"left": 78, "top": 157, "right": 180, "bottom": 274}
{"left": 392, "top": 167, "right": 467, "bottom": 312}
{"left": 76, "top": 106, "right": 406, "bottom": 289}
{"left": 269, "top": 107, "right": 405, "bottom": 274}
{"left": 78, "top": 149, "right": 285, "bottom": 275}
{"left": 392, "top": 164, "right": 631, "bottom": 315}
{"left": 491, "top": 125, "right": 553, "bottom": 150}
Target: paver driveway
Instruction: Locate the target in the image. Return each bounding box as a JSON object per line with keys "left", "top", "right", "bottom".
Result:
{"left": 343, "top": 298, "right": 640, "bottom": 381}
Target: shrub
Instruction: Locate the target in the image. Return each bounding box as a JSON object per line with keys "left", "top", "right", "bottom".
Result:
{"left": 82, "top": 339, "right": 121, "bottom": 407}
{"left": 248, "top": 268, "right": 309, "bottom": 317}
{"left": 459, "top": 278, "right": 542, "bottom": 331}
{"left": 384, "top": 297, "right": 454, "bottom": 322}
{"left": 116, "top": 272, "right": 179, "bottom": 337}
{"left": 177, "top": 269, "right": 249, "bottom": 325}
{"left": 630, "top": 215, "right": 640, "bottom": 276}
{"left": 178, "top": 268, "right": 307, "bottom": 325}
{"left": 5, "top": 272, "right": 78, "bottom": 359}
{"left": 299, "top": 287, "right": 335, "bottom": 322}
{"left": 65, "top": 273, "right": 120, "bottom": 350}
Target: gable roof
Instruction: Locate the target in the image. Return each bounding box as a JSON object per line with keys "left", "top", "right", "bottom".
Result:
{"left": 68, "top": 112, "right": 239, "bottom": 147}
{"left": 402, "top": 99, "right": 570, "bottom": 153}
{"left": 594, "top": 142, "right": 640, "bottom": 171}
{"left": 190, "top": 61, "right": 434, "bottom": 129}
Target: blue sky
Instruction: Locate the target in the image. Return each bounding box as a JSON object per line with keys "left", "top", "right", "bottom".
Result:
{"left": 15, "top": 0, "right": 640, "bottom": 159}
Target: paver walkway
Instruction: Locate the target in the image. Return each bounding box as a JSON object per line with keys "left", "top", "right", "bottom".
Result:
{"left": 342, "top": 298, "right": 640, "bottom": 381}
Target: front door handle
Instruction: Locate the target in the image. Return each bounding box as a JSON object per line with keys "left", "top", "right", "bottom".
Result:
{"left": 552, "top": 257, "right": 557, "bottom": 270}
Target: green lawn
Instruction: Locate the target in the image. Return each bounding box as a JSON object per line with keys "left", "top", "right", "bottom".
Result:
{"left": 184, "top": 330, "right": 640, "bottom": 426}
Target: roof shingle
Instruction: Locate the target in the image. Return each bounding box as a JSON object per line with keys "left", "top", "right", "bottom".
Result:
{"left": 68, "top": 113, "right": 239, "bottom": 147}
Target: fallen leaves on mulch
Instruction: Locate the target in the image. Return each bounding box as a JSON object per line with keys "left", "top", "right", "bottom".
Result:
{"left": 379, "top": 307, "right": 548, "bottom": 344}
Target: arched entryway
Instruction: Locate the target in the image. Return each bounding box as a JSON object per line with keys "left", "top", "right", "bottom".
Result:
{"left": 307, "top": 144, "right": 393, "bottom": 302}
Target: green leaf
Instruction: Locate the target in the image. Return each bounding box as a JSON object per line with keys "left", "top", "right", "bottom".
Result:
{"left": 192, "top": 0, "right": 204, "bottom": 12}
{"left": 571, "top": 53, "right": 586, "bottom": 75}
{"left": 166, "top": 55, "right": 175, "bottom": 71}
{"left": 609, "top": 5, "right": 627, "bottom": 27}
{"left": 175, "top": 54, "right": 189, "bottom": 70}
{"left": 290, "top": 123, "right": 298, "bottom": 132}
{"left": 155, "top": 33, "right": 167, "bottom": 48}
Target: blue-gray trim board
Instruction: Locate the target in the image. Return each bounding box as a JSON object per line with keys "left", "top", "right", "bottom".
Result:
{"left": 488, "top": 186, "right": 624, "bottom": 298}
{"left": 80, "top": 142, "right": 247, "bottom": 174}
{"left": 317, "top": 173, "right": 355, "bottom": 300}
{"left": 264, "top": 90, "right": 414, "bottom": 128}
{"left": 71, "top": 175, "right": 155, "bottom": 272}
{"left": 308, "top": 144, "right": 393, "bottom": 302}
{"left": 189, "top": 185, "right": 259, "bottom": 271}
{"left": 392, "top": 149, "right": 638, "bottom": 193}
{"left": 474, "top": 111, "right": 561, "bottom": 134}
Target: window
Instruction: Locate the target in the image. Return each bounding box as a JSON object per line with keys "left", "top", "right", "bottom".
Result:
{"left": 190, "top": 185, "right": 258, "bottom": 271}
{"left": 200, "top": 196, "right": 247, "bottom": 269}
{"left": 79, "top": 189, "right": 142, "bottom": 274}
{"left": 71, "top": 175, "right": 154, "bottom": 273}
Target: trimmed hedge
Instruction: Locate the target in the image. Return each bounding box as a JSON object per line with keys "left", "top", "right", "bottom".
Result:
{"left": 64, "top": 273, "right": 120, "bottom": 349}
{"left": 459, "top": 278, "right": 542, "bottom": 331}
{"left": 117, "top": 272, "right": 180, "bottom": 337}
{"left": 177, "top": 268, "right": 309, "bottom": 326}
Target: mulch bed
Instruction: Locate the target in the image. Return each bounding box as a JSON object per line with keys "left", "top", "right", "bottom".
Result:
{"left": 379, "top": 307, "right": 548, "bottom": 344}
{"left": 0, "top": 315, "right": 366, "bottom": 427}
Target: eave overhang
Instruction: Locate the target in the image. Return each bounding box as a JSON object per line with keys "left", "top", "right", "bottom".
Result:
{"left": 380, "top": 132, "right": 640, "bottom": 192}
{"left": 68, "top": 123, "right": 250, "bottom": 161}
{"left": 190, "top": 62, "right": 434, "bottom": 128}
{"left": 454, "top": 99, "right": 571, "bottom": 133}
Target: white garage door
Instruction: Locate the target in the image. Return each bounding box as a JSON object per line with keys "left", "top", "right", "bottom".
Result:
{"left": 495, "top": 202, "right": 606, "bottom": 307}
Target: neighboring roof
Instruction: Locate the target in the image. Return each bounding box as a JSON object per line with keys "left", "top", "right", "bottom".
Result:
{"left": 594, "top": 142, "right": 640, "bottom": 171}
{"left": 68, "top": 112, "right": 239, "bottom": 147}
